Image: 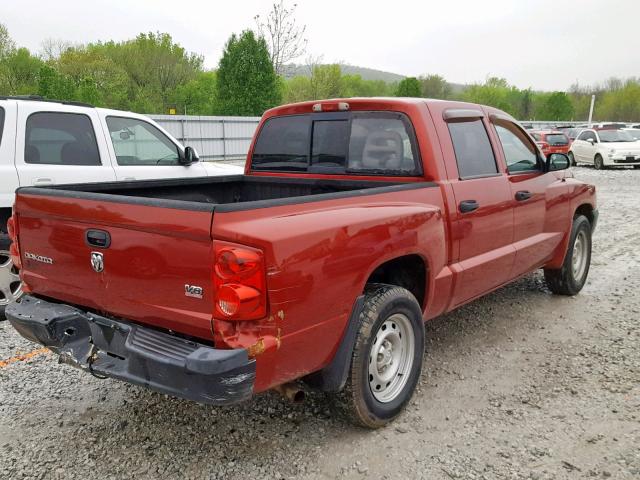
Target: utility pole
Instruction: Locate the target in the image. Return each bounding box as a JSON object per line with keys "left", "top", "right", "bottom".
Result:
{"left": 588, "top": 94, "right": 595, "bottom": 127}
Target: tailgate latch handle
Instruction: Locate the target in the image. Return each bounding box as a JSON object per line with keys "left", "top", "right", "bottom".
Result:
{"left": 86, "top": 229, "right": 111, "bottom": 248}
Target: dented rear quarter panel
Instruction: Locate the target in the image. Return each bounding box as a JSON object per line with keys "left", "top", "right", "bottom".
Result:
{"left": 212, "top": 186, "right": 448, "bottom": 392}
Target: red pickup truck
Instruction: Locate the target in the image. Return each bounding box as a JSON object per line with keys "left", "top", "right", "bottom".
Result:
{"left": 6, "top": 98, "right": 597, "bottom": 428}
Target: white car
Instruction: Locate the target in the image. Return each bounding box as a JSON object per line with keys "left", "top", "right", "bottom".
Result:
{"left": 0, "top": 96, "right": 242, "bottom": 318}
{"left": 568, "top": 128, "right": 640, "bottom": 170}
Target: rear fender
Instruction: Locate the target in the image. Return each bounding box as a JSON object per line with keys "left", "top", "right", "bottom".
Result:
{"left": 213, "top": 196, "right": 447, "bottom": 391}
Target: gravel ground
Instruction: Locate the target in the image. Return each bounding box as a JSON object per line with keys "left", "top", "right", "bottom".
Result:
{"left": 1, "top": 167, "right": 638, "bottom": 480}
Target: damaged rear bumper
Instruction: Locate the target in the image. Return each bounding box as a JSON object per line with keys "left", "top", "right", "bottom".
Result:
{"left": 6, "top": 295, "right": 255, "bottom": 405}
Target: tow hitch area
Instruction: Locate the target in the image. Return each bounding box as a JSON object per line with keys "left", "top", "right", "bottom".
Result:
{"left": 7, "top": 296, "right": 256, "bottom": 405}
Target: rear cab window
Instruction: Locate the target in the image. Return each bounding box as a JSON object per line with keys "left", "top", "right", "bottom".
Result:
{"left": 251, "top": 112, "right": 421, "bottom": 176}
{"left": 25, "top": 112, "right": 101, "bottom": 166}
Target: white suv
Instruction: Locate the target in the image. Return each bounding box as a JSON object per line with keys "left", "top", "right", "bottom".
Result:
{"left": 569, "top": 128, "right": 640, "bottom": 170}
{"left": 0, "top": 96, "right": 242, "bottom": 318}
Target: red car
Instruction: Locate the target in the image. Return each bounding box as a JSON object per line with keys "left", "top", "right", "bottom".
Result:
{"left": 6, "top": 98, "right": 597, "bottom": 428}
{"left": 529, "top": 130, "right": 571, "bottom": 156}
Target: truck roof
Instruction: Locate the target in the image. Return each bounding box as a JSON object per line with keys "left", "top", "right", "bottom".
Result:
{"left": 263, "top": 97, "right": 512, "bottom": 120}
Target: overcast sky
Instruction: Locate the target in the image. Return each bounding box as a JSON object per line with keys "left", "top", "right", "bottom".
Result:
{"left": 3, "top": 0, "right": 638, "bottom": 91}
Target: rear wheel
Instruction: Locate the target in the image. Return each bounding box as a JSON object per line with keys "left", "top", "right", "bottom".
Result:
{"left": 337, "top": 284, "right": 424, "bottom": 428}
{"left": 568, "top": 152, "right": 576, "bottom": 166}
{"left": 594, "top": 154, "right": 605, "bottom": 170}
{"left": 544, "top": 215, "right": 592, "bottom": 296}
{"left": 0, "top": 234, "right": 23, "bottom": 321}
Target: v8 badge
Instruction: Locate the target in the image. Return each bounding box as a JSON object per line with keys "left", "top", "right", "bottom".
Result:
{"left": 185, "top": 284, "right": 203, "bottom": 299}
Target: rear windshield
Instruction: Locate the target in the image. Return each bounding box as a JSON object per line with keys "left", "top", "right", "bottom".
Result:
{"left": 545, "top": 134, "right": 569, "bottom": 145}
{"left": 251, "top": 112, "right": 421, "bottom": 175}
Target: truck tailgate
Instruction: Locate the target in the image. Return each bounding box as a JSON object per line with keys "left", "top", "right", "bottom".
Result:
{"left": 14, "top": 192, "right": 215, "bottom": 340}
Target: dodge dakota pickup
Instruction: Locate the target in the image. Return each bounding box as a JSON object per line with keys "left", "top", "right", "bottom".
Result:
{"left": 6, "top": 98, "right": 597, "bottom": 428}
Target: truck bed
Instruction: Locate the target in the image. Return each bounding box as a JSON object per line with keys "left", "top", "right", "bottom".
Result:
{"left": 14, "top": 174, "right": 434, "bottom": 342}
{"left": 19, "top": 175, "right": 422, "bottom": 212}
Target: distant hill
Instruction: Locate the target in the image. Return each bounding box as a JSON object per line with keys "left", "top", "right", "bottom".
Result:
{"left": 282, "top": 63, "right": 469, "bottom": 93}
{"left": 282, "top": 63, "right": 405, "bottom": 83}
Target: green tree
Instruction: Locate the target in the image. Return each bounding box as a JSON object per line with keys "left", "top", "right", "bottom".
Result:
{"left": 420, "top": 74, "right": 450, "bottom": 99}
{"left": 88, "top": 32, "right": 203, "bottom": 112}
{"left": 395, "top": 77, "right": 421, "bottom": 97}
{"left": 283, "top": 74, "right": 312, "bottom": 103}
{"left": 0, "top": 23, "right": 16, "bottom": 60}
{"left": 0, "top": 47, "right": 43, "bottom": 94}
{"left": 37, "top": 64, "right": 76, "bottom": 100}
{"left": 173, "top": 71, "right": 218, "bottom": 115}
{"left": 216, "top": 30, "right": 281, "bottom": 115}
{"left": 599, "top": 79, "right": 640, "bottom": 122}
{"left": 57, "top": 47, "right": 129, "bottom": 107}
{"left": 538, "top": 91, "right": 574, "bottom": 121}
{"left": 309, "top": 64, "right": 342, "bottom": 99}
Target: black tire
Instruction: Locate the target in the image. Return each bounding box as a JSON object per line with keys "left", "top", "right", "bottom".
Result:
{"left": 544, "top": 215, "right": 592, "bottom": 296}
{"left": 594, "top": 154, "right": 605, "bottom": 170}
{"left": 336, "top": 284, "right": 425, "bottom": 428}
{"left": 568, "top": 152, "right": 576, "bottom": 166}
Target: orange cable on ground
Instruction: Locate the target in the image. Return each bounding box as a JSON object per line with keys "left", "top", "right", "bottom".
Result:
{"left": 0, "top": 347, "right": 50, "bottom": 368}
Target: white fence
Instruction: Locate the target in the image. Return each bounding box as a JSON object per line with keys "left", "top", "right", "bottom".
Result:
{"left": 149, "top": 115, "right": 261, "bottom": 162}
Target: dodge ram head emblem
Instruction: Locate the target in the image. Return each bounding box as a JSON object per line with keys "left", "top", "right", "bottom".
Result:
{"left": 90, "top": 252, "right": 104, "bottom": 273}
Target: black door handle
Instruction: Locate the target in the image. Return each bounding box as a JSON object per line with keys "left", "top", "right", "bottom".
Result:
{"left": 515, "top": 190, "right": 533, "bottom": 201}
{"left": 459, "top": 200, "right": 479, "bottom": 213}
{"left": 86, "top": 229, "right": 111, "bottom": 248}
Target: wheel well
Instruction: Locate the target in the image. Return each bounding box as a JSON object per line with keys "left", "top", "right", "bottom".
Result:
{"left": 575, "top": 203, "right": 594, "bottom": 226}
{"left": 365, "top": 255, "right": 427, "bottom": 309}
{"left": 0, "top": 208, "right": 11, "bottom": 234}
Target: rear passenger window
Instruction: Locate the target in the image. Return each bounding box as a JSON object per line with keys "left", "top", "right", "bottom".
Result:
{"left": 25, "top": 113, "right": 100, "bottom": 166}
{"left": 447, "top": 119, "right": 498, "bottom": 178}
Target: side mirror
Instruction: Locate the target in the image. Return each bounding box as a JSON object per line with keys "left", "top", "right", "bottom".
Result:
{"left": 179, "top": 146, "right": 200, "bottom": 165}
{"left": 587, "top": 138, "right": 595, "bottom": 144}
{"left": 546, "top": 153, "right": 570, "bottom": 172}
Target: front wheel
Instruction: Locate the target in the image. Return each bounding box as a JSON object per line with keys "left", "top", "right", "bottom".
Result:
{"left": 568, "top": 152, "right": 576, "bottom": 166}
{"left": 337, "top": 284, "right": 425, "bottom": 428}
{"left": 544, "top": 215, "right": 592, "bottom": 295}
{"left": 594, "top": 154, "right": 605, "bottom": 170}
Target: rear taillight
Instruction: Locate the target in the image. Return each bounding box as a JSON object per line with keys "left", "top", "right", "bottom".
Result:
{"left": 213, "top": 242, "right": 267, "bottom": 321}
{"left": 7, "top": 212, "right": 21, "bottom": 270}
